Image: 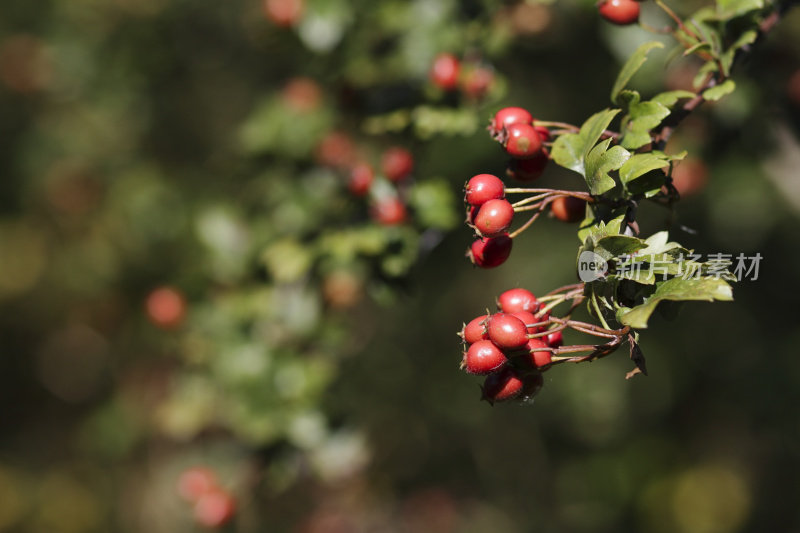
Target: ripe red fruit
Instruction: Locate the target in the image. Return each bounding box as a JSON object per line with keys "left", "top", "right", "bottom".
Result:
{"left": 497, "top": 288, "right": 538, "bottom": 314}
{"left": 371, "top": 197, "right": 407, "bottom": 226}
{"left": 464, "top": 174, "right": 505, "bottom": 206}
{"left": 193, "top": 488, "right": 236, "bottom": 528}
{"left": 670, "top": 158, "right": 709, "bottom": 197}
{"left": 504, "top": 123, "right": 543, "bottom": 159}
{"left": 473, "top": 198, "right": 514, "bottom": 237}
{"left": 526, "top": 338, "right": 552, "bottom": 368}
{"left": 546, "top": 330, "right": 564, "bottom": 348}
{"left": 550, "top": 196, "right": 586, "bottom": 223}
{"left": 481, "top": 366, "right": 524, "bottom": 404}
{"left": 534, "top": 125, "right": 551, "bottom": 143}
{"left": 466, "top": 204, "right": 479, "bottom": 225}
{"left": 462, "top": 340, "right": 507, "bottom": 374}
{"left": 282, "top": 77, "right": 321, "bottom": 112}
{"left": 381, "top": 147, "right": 414, "bottom": 182}
{"left": 461, "top": 65, "right": 494, "bottom": 100}
{"left": 487, "top": 313, "right": 529, "bottom": 350}
{"left": 263, "top": 0, "right": 304, "bottom": 27}
{"left": 348, "top": 163, "right": 374, "bottom": 196}
{"left": 509, "top": 311, "right": 540, "bottom": 334}
{"left": 146, "top": 286, "right": 186, "bottom": 329}
{"left": 490, "top": 107, "right": 533, "bottom": 137}
{"left": 519, "top": 372, "right": 545, "bottom": 400}
{"left": 468, "top": 233, "right": 513, "bottom": 268}
{"left": 316, "top": 131, "right": 357, "bottom": 169}
{"left": 462, "top": 315, "right": 489, "bottom": 344}
{"left": 598, "top": 0, "right": 640, "bottom": 26}
{"left": 506, "top": 150, "right": 549, "bottom": 181}
{"left": 178, "top": 467, "right": 218, "bottom": 503}
{"left": 430, "top": 53, "right": 460, "bottom": 91}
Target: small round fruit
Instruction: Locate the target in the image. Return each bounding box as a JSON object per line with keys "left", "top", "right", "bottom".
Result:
{"left": 462, "top": 340, "right": 507, "bottom": 375}
{"left": 461, "top": 66, "right": 494, "bottom": 100}
{"left": 381, "top": 147, "right": 414, "bottom": 182}
{"left": 670, "top": 158, "right": 709, "bottom": 197}
{"left": 430, "top": 53, "right": 460, "bottom": 91}
{"left": 193, "top": 488, "right": 236, "bottom": 528}
{"left": 481, "top": 366, "right": 524, "bottom": 404}
{"left": 282, "top": 77, "right": 321, "bottom": 112}
{"left": 504, "top": 123, "right": 543, "bottom": 159}
{"left": 546, "top": 330, "right": 564, "bottom": 348}
{"left": 490, "top": 107, "right": 533, "bottom": 136}
{"left": 263, "top": 0, "right": 304, "bottom": 27}
{"left": 519, "top": 372, "right": 545, "bottom": 401}
{"left": 534, "top": 125, "right": 551, "bottom": 143}
{"left": 509, "top": 311, "right": 539, "bottom": 334}
{"left": 462, "top": 315, "right": 489, "bottom": 344}
{"left": 487, "top": 313, "right": 529, "bottom": 350}
{"left": 468, "top": 233, "right": 513, "bottom": 268}
{"left": 371, "top": 197, "right": 407, "bottom": 226}
{"left": 598, "top": 0, "right": 640, "bottom": 26}
{"left": 464, "top": 174, "right": 505, "bottom": 206}
{"left": 178, "top": 467, "right": 218, "bottom": 503}
{"left": 348, "top": 163, "right": 374, "bottom": 196}
{"left": 146, "top": 286, "right": 186, "bottom": 329}
{"left": 473, "top": 198, "right": 514, "bottom": 237}
{"left": 497, "top": 288, "right": 538, "bottom": 314}
{"left": 316, "top": 131, "right": 357, "bottom": 169}
{"left": 526, "top": 338, "right": 552, "bottom": 368}
{"left": 550, "top": 196, "right": 586, "bottom": 223}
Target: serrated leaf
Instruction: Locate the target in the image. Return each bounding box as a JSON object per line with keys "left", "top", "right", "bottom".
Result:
{"left": 716, "top": 0, "right": 764, "bottom": 18}
{"left": 619, "top": 153, "right": 670, "bottom": 185}
{"left": 596, "top": 235, "right": 648, "bottom": 258}
{"left": 552, "top": 109, "right": 620, "bottom": 177}
{"left": 651, "top": 90, "right": 696, "bottom": 108}
{"left": 611, "top": 41, "right": 665, "bottom": 104}
{"left": 620, "top": 101, "right": 671, "bottom": 150}
{"left": 703, "top": 80, "right": 736, "bottom": 101}
{"left": 619, "top": 277, "right": 734, "bottom": 328}
{"left": 585, "top": 140, "right": 630, "bottom": 195}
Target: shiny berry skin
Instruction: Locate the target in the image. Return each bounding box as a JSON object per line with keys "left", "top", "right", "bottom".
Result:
{"left": 464, "top": 174, "right": 505, "bottom": 206}
{"left": 526, "top": 338, "right": 552, "bottom": 368}
{"left": 371, "top": 197, "right": 407, "bottom": 225}
{"left": 463, "top": 340, "right": 507, "bottom": 375}
{"left": 507, "top": 150, "right": 548, "bottom": 182}
{"left": 598, "top": 0, "right": 640, "bottom": 25}
{"left": 462, "top": 315, "right": 489, "bottom": 344}
{"left": 473, "top": 198, "right": 514, "bottom": 237}
{"left": 509, "top": 311, "right": 540, "bottom": 334}
{"left": 178, "top": 467, "right": 218, "bottom": 503}
{"left": 193, "top": 488, "right": 236, "bottom": 528}
{"left": 490, "top": 107, "right": 533, "bottom": 136}
{"left": 497, "top": 288, "right": 538, "bottom": 314}
{"left": 504, "top": 123, "right": 543, "bottom": 159}
{"left": 146, "top": 286, "right": 186, "bottom": 329}
{"left": 546, "top": 330, "right": 564, "bottom": 348}
{"left": 550, "top": 196, "right": 586, "bottom": 223}
{"left": 487, "top": 313, "right": 529, "bottom": 350}
{"left": 481, "top": 366, "right": 524, "bottom": 404}
{"left": 348, "top": 163, "right": 374, "bottom": 196}
{"left": 430, "top": 53, "right": 460, "bottom": 91}
{"left": 381, "top": 147, "right": 414, "bottom": 182}
{"left": 468, "top": 233, "right": 513, "bottom": 268}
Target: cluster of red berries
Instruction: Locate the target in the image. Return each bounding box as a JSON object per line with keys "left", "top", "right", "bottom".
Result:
{"left": 316, "top": 131, "right": 414, "bottom": 226}
{"left": 597, "top": 0, "right": 641, "bottom": 26}
{"left": 490, "top": 106, "right": 551, "bottom": 182}
{"left": 464, "top": 173, "right": 514, "bottom": 268}
{"left": 459, "top": 288, "right": 564, "bottom": 404}
{"left": 177, "top": 467, "right": 236, "bottom": 529}
{"left": 429, "top": 52, "right": 496, "bottom": 101}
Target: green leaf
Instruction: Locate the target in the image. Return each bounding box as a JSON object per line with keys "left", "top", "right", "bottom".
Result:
{"left": 611, "top": 41, "right": 665, "bottom": 105}
{"left": 716, "top": 0, "right": 764, "bottom": 18}
{"left": 585, "top": 140, "right": 630, "bottom": 195}
{"left": 619, "top": 277, "right": 733, "bottom": 328}
{"left": 651, "top": 90, "right": 696, "bottom": 108}
{"left": 703, "top": 80, "right": 736, "bottom": 101}
{"left": 683, "top": 42, "right": 712, "bottom": 57}
{"left": 619, "top": 153, "right": 669, "bottom": 185}
{"left": 693, "top": 61, "right": 719, "bottom": 89}
{"left": 720, "top": 30, "right": 757, "bottom": 75}
{"left": 620, "top": 101, "right": 671, "bottom": 150}
{"left": 552, "top": 109, "right": 620, "bottom": 177}
{"left": 595, "top": 235, "right": 648, "bottom": 259}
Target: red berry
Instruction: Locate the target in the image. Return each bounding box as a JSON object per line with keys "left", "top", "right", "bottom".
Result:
{"left": 381, "top": 147, "right": 414, "bottom": 182}
{"left": 598, "top": 0, "right": 640, "bottom": 25}
{"left": 371, "top": 197, "right": 407, "bottom": 226}
{"left": 146, "top": 286, "right": 186, "bottom": 329}
{"left": 462, "top": 340, "right": 507, "bottom": 375}
{"left": 263, "top": 0, "right": 304, "bottom": 27}
{"left": 509, "top": 311, "right": 539, "bottom": 334}
{"left": 507, "top": 150, "right": 549, "bottom": 182}
{"left": 487, "top": 313, "right": 529, "bottom": 350}
{"left": 464, "top": 174, "right": 505, "bottom": 206}
{"left": 671, "top": 158, "right": 709, "bottom": 197}
{"left": 282, "top": 77, "right": 321, "bottom": 112}
{"left": 178, "top": 467, "right": 218, "bottom": 503}
{"left": 550, "top": 196, "right": 586, "bottom": 223}
{"left": 462, "top": 315, "right": 489, "bottom": 344}
{"left": 473, "top": 198, "right": 514, "bottom": 237}
{"left": 497, "top": 288, "right": 538, "bottom": 314}
{"left": 193, "top": 488, "right": 236, "bottom": 529}
{"left": 519, "top": 372, "right": 545, "bottom": 401}
{"left": 526, "top": 338, "right": 552, "bottom": 368}
{"left": 468, "top": 233, "right": 513, "bottom": 268}
{"left": 461, "top": 66, "right": 494, "bottom": 100}
{"left": 546, "top": 330, "right": 564, "bottom": 348}
{"left": 348, "top": 163, "right": 374, "bottom": 196}
{"left": 490, "top": 107, "right": 533, "bottom": 137}
{"left": 504, "top": 123, "right": 543, "bottom": 159}
{"left": 534, "top": 125, "right": 551, "bottom": 143}
{"left": 481, "top": 366, "right": 524, "bottom": 404}
{"left": 316, "top": 131, "right": 357, "bottom": 169}
{"left": 430, "top": 53, "right": 460, "bottom": 91}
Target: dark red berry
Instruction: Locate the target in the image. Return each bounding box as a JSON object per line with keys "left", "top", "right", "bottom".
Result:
{"left": 468, "top": 233, "right": 513, "bottom": 268}
{"left": 519, "top": 372, "right": 545, "bottom": 401}
{"left": 550, "top": 196, "right": 586, "bottom": 223}
{"left": 546, "top": 330, "right": 564, "bottom": 348}
{"left": 507, "top": 150, "right": 549, "bottom": 182}
{"left": 504, "top": 123, "right": 543, "bottom": 159}
{"left": 497, "top": 288, "right": 538, "bottom": 314}
{"left": 381, "top": 147, "right": 414, "bottom": 182}
{"left": 509, "top": 311, "right": 539, "bottom": 334}
{"left": 473, "top": 198, "right": 514, "bottom": 237}
{"left": 462, "top": 315, "right": 489, "bottom": 344}
{"left": 481, "top": 366, "right": 524, "bottom": 404}
{"left": 371, "top": 197, "right": 407, "bottom": 225}
{"left": 464, "top": 174, "right": 505, "bottom": 206}
{"left": 487, "top": 313, "right": 529, "bottom": 350}
{"left": 348, "top": 163, "right": 374, "bottom": 196}
{"left": 490, "top": 107, "right": 533, "bottom": 137}
{"left": 526, "top": 338, "right": 552, "bottom": 368}
{"left": 598, "top": 0, "right": 640, "bottom": 25}
{"left": 430, "top": 53, "right": 460, "bottom": 90}
{"left": 462, "top": 340, "right": 507, "bottom": 374}
{"left": 534, "top": 125, "right": 551, "bottom": 143}
{"left": 193, "top": 488, "right": 236, "bottom": 528}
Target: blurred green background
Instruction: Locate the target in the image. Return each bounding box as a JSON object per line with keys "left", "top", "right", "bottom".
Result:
{"left": 2, "top": 0, "right": 800, "bottom": 531}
